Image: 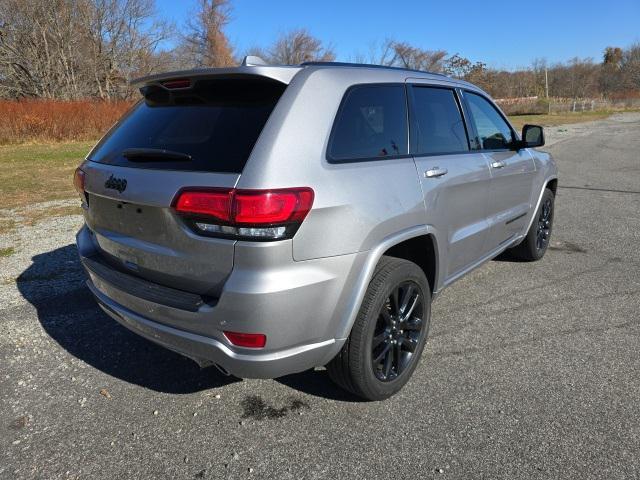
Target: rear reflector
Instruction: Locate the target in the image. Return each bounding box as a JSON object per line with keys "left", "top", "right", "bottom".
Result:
{"left": 73, "top": 168, "right": 85, "bottom": 196}
{"left": 224, "top": 331, "right": 266, "bottom": 348}
{"left": 174, "top": 187, "right": 314, "bottom": 240}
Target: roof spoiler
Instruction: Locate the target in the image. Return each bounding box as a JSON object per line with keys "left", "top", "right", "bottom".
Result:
{"left": 131, "top": 61, "right": 300, "bottom": 88}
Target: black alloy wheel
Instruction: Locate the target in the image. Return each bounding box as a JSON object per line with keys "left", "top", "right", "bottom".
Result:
{"left": 536, "top": 197, "right": 553, "bottom": 251}
{"left": 371, "top": 281, "right": 425, "bottom": 382}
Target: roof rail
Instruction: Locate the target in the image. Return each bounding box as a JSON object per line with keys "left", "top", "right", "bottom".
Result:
{"left": 300, "top": 61, "right": 448, "bottom": 77}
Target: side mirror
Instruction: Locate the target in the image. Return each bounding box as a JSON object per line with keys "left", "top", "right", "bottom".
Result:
{"left": 522, "top": 124, "right": 545, "bottom": 148}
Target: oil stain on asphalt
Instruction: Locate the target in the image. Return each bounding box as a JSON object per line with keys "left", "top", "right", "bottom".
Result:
{"left": 549, "top": 240, "right": 587, "bottom": 254}
{"left": 240, "top": 395, "right": 310, "bottom": 420}
{"left": 10, "top": 415, "right": 29, "bottom": 430}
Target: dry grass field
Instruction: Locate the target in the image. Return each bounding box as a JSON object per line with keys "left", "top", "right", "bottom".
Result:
{"left": 0, "top": 100, "right": 132, "bottom": 145}
{"left": 508, "top": 111, "right": 616, "bottom": 129}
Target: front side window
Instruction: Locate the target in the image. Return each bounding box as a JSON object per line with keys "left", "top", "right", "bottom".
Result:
{"left": 411, "top": 86, "right": 469, "bottom": 155}
{"left": 465, "top": 92, "right": 514, "bottom": 150}
{"left": 329, "top": 85, "right": 408, "bottom": 161}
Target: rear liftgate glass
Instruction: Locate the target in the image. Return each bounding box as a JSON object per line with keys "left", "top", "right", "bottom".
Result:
{"left": 88, "top": 76, "right": 287, "bottom": 173}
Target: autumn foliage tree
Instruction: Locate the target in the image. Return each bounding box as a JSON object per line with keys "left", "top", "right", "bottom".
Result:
{"left": 181, "top": 0, "right": 235, "bottom": 67}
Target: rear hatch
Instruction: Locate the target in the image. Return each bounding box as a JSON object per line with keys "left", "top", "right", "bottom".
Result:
{"left": 82, "top": 76, "right": 287, "bottom": 297}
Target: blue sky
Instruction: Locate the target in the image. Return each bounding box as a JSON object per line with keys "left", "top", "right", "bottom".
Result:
{"left": 156, "top": 0, "right": 640, "bottom": 70}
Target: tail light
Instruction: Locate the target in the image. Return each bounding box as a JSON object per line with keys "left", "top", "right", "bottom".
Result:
{"left": 224, "top": 331, "right": 266, "bottom": 348}
{"left": 174, "top": 187, "right": 314, "bottom": 241}
{"left": 73, "top": 168, "right": 85, "bottom": 200}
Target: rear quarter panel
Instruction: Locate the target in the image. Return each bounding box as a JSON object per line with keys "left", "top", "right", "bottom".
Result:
{"left": 238, "top": 68, "right": 426, "bottom": 261}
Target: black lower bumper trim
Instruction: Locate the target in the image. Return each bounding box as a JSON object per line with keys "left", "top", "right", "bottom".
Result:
{"left": 81, "top": 254, "right": 214, "bottom": 312}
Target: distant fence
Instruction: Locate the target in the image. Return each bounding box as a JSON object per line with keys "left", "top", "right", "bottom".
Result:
{"left": 495, "top": 96, "right": 640, "bottom": 115}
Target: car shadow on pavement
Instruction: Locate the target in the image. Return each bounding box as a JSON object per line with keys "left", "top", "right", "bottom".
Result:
{"left": 492, "top": 251, "right": 528, "bottom": 263}
{"left": 17, "top": 244, "right": 237, "bottom": 394}
{"left": 276, "top": 370, "right": 364, "bottom": 402}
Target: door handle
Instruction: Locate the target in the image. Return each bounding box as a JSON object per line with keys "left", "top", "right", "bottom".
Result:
{"left": 491, "top": 160, "right": 506, "bottom": 169}
{"left": 424, "top": 167, "right": 448, "bottom": 178}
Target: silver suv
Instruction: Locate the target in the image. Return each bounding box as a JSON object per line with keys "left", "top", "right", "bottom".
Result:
{"left": 74, "top": 59, "right": 557, "bottom": 400}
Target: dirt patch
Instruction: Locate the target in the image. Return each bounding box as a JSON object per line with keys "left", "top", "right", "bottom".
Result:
{"left": 0, "top": 200, "right": 80, "bottom": 235}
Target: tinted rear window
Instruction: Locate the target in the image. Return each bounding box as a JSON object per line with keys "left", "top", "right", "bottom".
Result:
{"left": 88, "top": 78, "right": 286, "bottom": 173}
{"left": 328, "top": 84, "right": 408, "bottom": 161}
{"left": 411, "top": 86, "right": 469, "bottom": 155}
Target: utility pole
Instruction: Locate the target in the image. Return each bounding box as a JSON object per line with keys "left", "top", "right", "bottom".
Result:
{"left": 545, "top": 66, "right": 550, "bottom": 114}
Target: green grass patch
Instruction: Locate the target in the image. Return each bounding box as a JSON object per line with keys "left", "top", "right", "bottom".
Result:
{"left": 0, "top": 246, "right": 15, "bottom": 257}
{"left": 0, "top": 141, "right": 94, "bottom": 209}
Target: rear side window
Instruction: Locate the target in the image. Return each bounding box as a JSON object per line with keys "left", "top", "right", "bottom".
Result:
{"left": 88, "top": 78, "right": 286, "bottom": 173}
{"left": 464, "top": 92, "right": 514, "bottom": 150}
{"left": 410, "top": 86, "right": 469, "bottom": 155}
{"left": 328, "top": 84, "right": 408, "bottom": 161}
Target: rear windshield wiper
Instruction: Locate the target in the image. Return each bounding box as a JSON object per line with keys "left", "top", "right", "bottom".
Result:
{"left": 122, "top": 148, "right": 192, "bottom": 162}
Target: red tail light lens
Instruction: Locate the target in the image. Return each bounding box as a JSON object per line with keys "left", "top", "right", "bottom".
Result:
{"left": 173, "top": 187, "right": 314, "bottom": 240}
{"left": 224, "top": 331, "right": 266, "bottom": 348}
{"left": 175, "top": 189, "right": 232, "bottom": 221}
{"left": 233, "top": 188, "right": 314, "bottom": 225}
{"left": 73, "top": 168, "right": 85, "bottom": 196}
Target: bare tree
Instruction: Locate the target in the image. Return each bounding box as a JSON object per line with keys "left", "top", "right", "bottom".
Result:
{"left": 621, "top": 43, "right": 640, "bottom": 92}
{"left": 387, "top": 41, "right": 446, "bottom": 71}
{"left": 354, "top": 39, "right": 446, "bottom": 72}
{"left": 350, "top": 38, "right": 395, "bottom": 66}
{"left": 0, "top": 0, "right": 172, "bottom": 99}
{"left": 601, "top": 47, "right": 624, "bottom": 97}
{"left": 79, "top": 0, "right": 173, "bottom": 99}
{"left": 551, "top": 58, "right": 600, "bottom": 99}
{"left": 0, "top": 0, "right": 84, "bottom": 98}
{"left": 599, "top": 44, "right": 640, "bottom": 97}
{"left": 181, "top": 0, "right": 235, "bottom": 68}
{"left": 266, "top": 29, "right": 335, "bottom": 64}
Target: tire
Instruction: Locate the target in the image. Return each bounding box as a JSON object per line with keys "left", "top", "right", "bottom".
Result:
{"left": 508, "top": 188, "right": 555, "bottom": 261}
{"left": 327, "top": 256, "right": 431, "bottom": 401}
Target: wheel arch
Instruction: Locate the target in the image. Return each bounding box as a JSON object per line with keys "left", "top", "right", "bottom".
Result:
{"left": 335, "top": 225, "right": 441, "bottom": 341}
{"left": 523, "top": 175, "right": 558, "bottom": 235}
{"left": 383, "top": 234, "right": 438, "bottom": 295}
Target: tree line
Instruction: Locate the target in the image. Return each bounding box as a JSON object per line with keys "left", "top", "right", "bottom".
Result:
{"left": 1, "top": 0, "right": 639, "bottom": 100}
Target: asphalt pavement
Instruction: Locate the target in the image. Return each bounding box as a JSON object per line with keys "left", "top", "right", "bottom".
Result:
{"left": 1, "top": 113, "right": 639, "bottom": 479}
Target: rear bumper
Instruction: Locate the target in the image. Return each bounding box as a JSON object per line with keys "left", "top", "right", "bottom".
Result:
{"left": 76, "top": 225, "right": 358, "bottom": 378}
{"left": 88, "top": 281, "right": 338, "bottom": 378}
